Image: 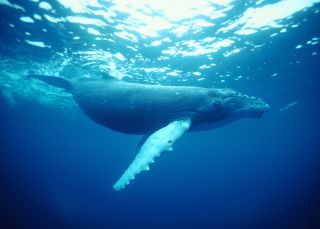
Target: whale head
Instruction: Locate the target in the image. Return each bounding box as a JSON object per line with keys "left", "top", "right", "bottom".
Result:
{"left": 216, "top": 88, "right": 269, "bottom": 119}
{"left": 192, "top": 88, "right": 269, "bottom": 131}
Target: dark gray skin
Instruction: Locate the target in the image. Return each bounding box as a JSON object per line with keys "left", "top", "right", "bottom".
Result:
{"left": 28, "top": 75, "right": 270, "bottom": 134}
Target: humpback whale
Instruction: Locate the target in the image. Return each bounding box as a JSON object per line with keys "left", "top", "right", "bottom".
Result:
{"left": 28, "top": 74, "right": 269, "bottom": 190}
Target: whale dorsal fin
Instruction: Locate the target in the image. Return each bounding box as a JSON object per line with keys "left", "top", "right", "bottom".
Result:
{"left": 113, "top": 118, "right": 192, "bottom": 191}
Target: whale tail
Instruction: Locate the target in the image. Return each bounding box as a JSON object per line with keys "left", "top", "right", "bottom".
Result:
{"left": 27, "top": 74, "right": 72, "bottom": 91}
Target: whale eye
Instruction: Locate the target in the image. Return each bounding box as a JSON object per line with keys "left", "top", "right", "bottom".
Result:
{"left": 168, "top": 140, "right": 172, "bottom": 144}
{"left": 211, "top": 100, "right": 221, "bottom": 108}
{"left": 230, "top": 101, "right": 243, "bottom": 109}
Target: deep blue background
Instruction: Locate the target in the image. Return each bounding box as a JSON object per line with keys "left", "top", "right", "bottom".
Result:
{"left": 1, "top": 1, "right": 320, "bottom": 229}
{"left": 1, "top": 62, "right": 320, "bottom": 229}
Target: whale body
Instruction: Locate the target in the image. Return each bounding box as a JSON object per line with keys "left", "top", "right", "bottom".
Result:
{"left": 28, "top": 74, "right": 269, "bottom": 190}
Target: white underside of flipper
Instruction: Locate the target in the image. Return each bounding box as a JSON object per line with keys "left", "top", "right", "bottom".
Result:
{"left": 113, "top": 118, "right": 192, "bottom": 191}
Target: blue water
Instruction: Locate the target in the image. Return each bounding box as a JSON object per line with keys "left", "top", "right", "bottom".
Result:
{"left": 1, "top": 0, "right": 320, "bottom": 228}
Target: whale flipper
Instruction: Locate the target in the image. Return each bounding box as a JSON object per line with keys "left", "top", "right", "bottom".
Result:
{"left": 113, "top": 118, "right": 192, "bottom": 191}
{"left": 27, "top": 74, "right": 72, "bottom": 91}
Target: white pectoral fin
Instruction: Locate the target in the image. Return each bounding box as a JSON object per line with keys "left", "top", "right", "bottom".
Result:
{"left": 113, "top": 117, "right": 192, "bottom": 191}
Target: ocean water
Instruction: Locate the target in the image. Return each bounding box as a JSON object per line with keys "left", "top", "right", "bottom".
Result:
{"left": 1, "top": 0, "right": 320, "bottom": 228}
